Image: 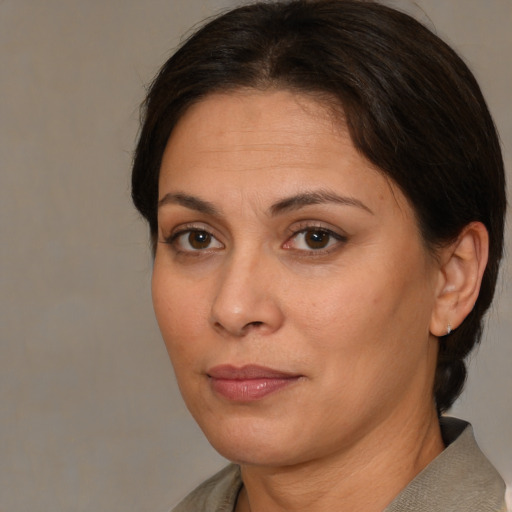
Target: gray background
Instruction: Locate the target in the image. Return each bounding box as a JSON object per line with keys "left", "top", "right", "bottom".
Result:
{"left": 1, "top": 1, "right": 510, "bottom": 510}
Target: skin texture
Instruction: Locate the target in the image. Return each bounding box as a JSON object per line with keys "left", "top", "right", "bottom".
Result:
{"left": 152, "top": 90, "right": 487, "bottom": 512}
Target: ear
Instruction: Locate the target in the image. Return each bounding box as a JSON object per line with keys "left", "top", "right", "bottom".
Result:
{"left": 430, "top": 222, "right": 489, "bottom": 337}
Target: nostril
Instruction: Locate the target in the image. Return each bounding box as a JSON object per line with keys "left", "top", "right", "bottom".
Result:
{"left": 241, "top": 321, "right": 265, "bottom": 334}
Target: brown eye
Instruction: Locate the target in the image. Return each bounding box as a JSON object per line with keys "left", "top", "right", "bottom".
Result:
{"left": 170, "top": 229, "right": 223, "bottom": 252}
{"left": 304, "top": 229, "right": 331, "bottom": 249}
{"left": 283, "top": 227, "right": 346, "bottom": 252}
{"left": 188, "top": 230, "right": 212, "bottom": 249}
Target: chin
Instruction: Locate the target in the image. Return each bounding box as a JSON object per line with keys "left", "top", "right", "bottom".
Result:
{"left": 212, "top": 438, "right": 298, "bottom": 467}
{"left": 198, "top": 415, "right": 305, "bottom": 467}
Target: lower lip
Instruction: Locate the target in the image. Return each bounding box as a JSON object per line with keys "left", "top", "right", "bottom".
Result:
{"left": 209, "top": 377, "right": 299, "bottom": 402}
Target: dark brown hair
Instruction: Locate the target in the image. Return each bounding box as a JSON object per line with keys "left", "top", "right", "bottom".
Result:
{"left": 132, "top": 0, "right": 506, "bottom": 413}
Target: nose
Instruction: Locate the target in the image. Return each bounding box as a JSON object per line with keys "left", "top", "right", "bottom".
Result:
{"left": 210, "top": 251, "right": 285, "bottom": 338}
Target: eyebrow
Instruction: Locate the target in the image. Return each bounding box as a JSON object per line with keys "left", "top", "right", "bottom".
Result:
{"left": 157, "top": 189, "right": 373, "bottom": 217}
{"left": 270, "top": 190, "right": 374, "bottom": 216}
{"left": 158, "top": 193, "right": 219, "bottom": 215}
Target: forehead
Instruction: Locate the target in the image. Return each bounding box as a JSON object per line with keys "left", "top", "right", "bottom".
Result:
{"left": 158, "top": 89, "right": 408, "bottom": 218}
{"left": 164, "top": 89, "right": 345, "bottom": 163}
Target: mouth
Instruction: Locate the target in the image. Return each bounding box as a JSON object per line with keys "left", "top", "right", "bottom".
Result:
{"left": 207, "top": 364, "right": 302, "bottom": 402}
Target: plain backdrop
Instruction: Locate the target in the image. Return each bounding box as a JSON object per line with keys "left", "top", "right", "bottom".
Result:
{"left": 1, "top": 1, "right": 511, "bottom": 510}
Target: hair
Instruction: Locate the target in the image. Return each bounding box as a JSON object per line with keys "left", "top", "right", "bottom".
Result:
{"left": 131, "top": 0, "right": 506, "bottom": 413}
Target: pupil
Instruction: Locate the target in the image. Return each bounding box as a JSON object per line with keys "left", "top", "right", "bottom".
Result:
{"left": 189, "top": 231, "right": 211, "bottom": 249}
{"left": 306, "top": 230, "right": 328, "bottom": 249}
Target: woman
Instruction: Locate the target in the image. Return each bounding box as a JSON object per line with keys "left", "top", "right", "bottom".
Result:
{"left": 132, "top": 1, "right": 507, "bottom": 511}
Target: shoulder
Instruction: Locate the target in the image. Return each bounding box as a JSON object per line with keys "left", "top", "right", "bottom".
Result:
{"left": 171, "top": 464, "right": 242, "bottom": 512}
{"left": 385, "top": 417, "right": 507, "bottom": 512}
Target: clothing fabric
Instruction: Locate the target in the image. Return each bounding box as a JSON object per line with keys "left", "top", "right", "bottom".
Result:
{"left": 171, "top": 417, "right": 506, "bottom": 512}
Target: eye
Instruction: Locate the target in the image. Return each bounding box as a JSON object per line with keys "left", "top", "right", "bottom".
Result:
{"left": 171, "top": 229, "right": 223, "bottom": 252}
{"left": 284, "top": 227, "right": 345, "bottom": 251}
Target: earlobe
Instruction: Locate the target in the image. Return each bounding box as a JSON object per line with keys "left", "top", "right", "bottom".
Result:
{"left": 429, "top": 222, "right": 489, "bottom": 337}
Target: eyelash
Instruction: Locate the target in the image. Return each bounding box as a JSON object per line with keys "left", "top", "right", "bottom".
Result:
{"left": 161, "top": 223, "right": 347, "bottom": 255}
{"left": 284, "top": 225, "right": 347, "bottom": 254}
{"left": 163, "top": 224, "right": 224, "bottom": 254}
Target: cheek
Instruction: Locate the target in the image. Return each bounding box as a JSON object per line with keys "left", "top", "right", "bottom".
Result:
{"left": 295, "top": 285, "right": 432, "bottom": 430}
{"left": 151, "top": 264, "right": 209, "bottom": 359}
{"left": 292, "top": 255, "right": 433, "bottom": 373}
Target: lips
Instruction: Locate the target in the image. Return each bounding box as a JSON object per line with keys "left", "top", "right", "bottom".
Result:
{"left": 207, "top": 364, "right": 302, "bottom": 401}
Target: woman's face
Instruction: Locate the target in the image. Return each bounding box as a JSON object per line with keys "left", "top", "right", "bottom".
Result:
{"left": 152, "top": 90, "right": 441, "bottom": 466}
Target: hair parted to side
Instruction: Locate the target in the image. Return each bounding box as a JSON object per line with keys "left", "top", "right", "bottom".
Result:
{"left": 132, "top": 0, "right": 506, "bottom": 413}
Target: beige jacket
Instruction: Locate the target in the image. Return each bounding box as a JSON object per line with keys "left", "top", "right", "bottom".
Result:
{"left": 171, "top": 417, "right": 506, "bottom": 512}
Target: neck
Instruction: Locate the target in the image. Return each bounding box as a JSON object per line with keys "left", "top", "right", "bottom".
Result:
{"left": 236, "top": 404, "right": 444, "bottom": 512}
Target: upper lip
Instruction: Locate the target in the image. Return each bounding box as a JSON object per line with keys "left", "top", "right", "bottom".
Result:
{"left": 207, "top": 364, "right": 300, "bottom": 380}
